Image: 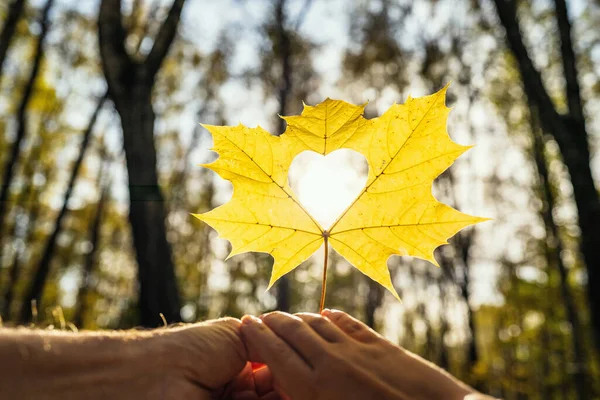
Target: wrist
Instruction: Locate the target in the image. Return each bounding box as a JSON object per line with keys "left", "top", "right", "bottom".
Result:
{"left": 157, "top": 318, "right": 246, "bottom": 390}
{"left": 394, "top": 347, "right": 476, "bottom": 400}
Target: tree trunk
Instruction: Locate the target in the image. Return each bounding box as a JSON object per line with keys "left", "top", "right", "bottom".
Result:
{"left": 437, "top": 281, "right": 450, "bottom": 371}
{"left": 19, "top": 94, "right": 106, "bottom": 323}
{"left": 457, "top": 232, "right": 479, "bottom": 366}
{"left": 0, "top": 0, "right": 26, "bottom": 83}
{"left": 1, "top": 117, "right": 46, "bottom": 319}
{"left": 275, "top": 0, "right": 292, "bottom": 312}
{"left": 365, "top": 278, "right": 383, "bottom": 328}
{"left": 98, "top": 0, "right": 185, "bottom": 326}
{"left": 531, "top": 111, "right": 588, "bottom": 399}
{"left": 2, "top": 196, "right": 40, "bottom": 320}
{"left": 492, "top": 0, "right": 600, "bottom": 351}
{"left": 0, "top": 81, "right": 65, "bottom": 318}
{"left": 74, "top": 174, "right": 110, "bottom": 328}
{"left": 120, "top": 83, "right": 181, "bottom": 325}
{"left": 0, "top": 0, "right": 54, "bottom": 277}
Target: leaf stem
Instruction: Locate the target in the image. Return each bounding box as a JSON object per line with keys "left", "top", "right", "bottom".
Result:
{"left": 319, "top": 234, "right": 329, "bottom": 313}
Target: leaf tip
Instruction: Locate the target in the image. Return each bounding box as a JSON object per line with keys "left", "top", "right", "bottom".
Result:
{"left": 388, "top": 285, "right": 402, "bottom": 302}
{"left": 266, "top": 274, "right": 278, "bottom": 291}
{"left": 476, "top": 216, "right": 493, "bottom": 224}
{"left": 458, "top": 143, "right": 475, "bottom": 154}
{"left": 191, "top": 213, "right": 205, "bottom": 221}
{"left": 198, "top": 162, "right": 214, "bottom": 170}
{"left": 200, "top": 123, "right": 217, "bottom": 132}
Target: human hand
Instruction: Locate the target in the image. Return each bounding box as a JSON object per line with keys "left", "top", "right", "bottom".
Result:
{"left": 158, "top": 318, "right": 279, "bottom": 399}
{"left": 0, "top": 318, "right": 280, "bottom": 400}
{"left": 240, "top": 310, "right": 491, "bottom": 400}
{"left": 221, "top": 362, "right": 280, "bottom": 400}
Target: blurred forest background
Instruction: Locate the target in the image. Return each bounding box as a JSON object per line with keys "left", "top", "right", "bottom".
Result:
{"left": 0, "top": 0, "right": 599, "bottom": 398}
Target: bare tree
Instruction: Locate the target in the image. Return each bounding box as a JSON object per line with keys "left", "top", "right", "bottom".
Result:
{"left": 98, "top": 0, "right": 185, "bottom": 326}
{"left": 491, "top": 0, "right": 600, "bottom": 349}
{"left": 531, "top": 109, "right": 588, "bottom": 399}
{"left": 0, "top": 0, "right": 54, "bottom": 278}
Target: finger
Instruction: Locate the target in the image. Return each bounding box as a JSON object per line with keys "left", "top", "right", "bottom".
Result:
{"left": 294, "top": 313, "right": 347, "bottom": 343}
{"left": 253, "top": 366, "right": 274, "bottom": 396}
{"left": 260, "top": 392, "right": 285, "bottom": 400}
{"left": 260, "top": 312, "right": 328, "bottom": 364}
{"left": 232, "top": 391, "right": 260, "bottom": 400}
{"left": 245, "top": 340, "right": 265, "bottom": 364}
{"left": 183, "top": 317, "right": 247, "bottom": 389}
{"left": 251, "top": 362, "right": 266, "bottom": 371}
{"left": 322, "top": 309, "right": 380, "bottom": 343}
{"left": 240, "top": 315, "right": 312, "bottom": 397}
{"left": 224, "top": 363, "right": 256, "bottom": 400}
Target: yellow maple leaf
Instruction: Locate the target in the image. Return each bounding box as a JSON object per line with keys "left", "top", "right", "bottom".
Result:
{"left": 193, "top": 85, "right": 488, "bottom": 307}
{"left": 193, "top": 124, "right": 323, "bottom": 280}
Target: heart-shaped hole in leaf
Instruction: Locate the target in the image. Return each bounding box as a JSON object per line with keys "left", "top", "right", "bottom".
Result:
{"left": 288, "top": 149, "right": 368, "bottom": 230}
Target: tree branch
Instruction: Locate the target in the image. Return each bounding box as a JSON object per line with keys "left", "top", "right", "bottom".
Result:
{"left": 491, "top": 0, "right": 568, "bottom": 148}
{"left": 98, "top": 0, "right": 133, "bottom": 98}
{"left": 0, "top": 0, "right": 26, "bottom": 83}
{"left": 293, "top": 0, "right": 313, "bottom": 31}
{"left": 553, "top": 0, "right": 585, "bottom": 124}
{"left": 276, "top": 0, "right": 292, "bottom": 134}
{"left": 144, "top": 0, "right": 186, "bottom": 80}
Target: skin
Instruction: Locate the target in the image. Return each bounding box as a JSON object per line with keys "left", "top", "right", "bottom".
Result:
{"left": 0, "top": 318, "right": 278, "bottom": 400}
{"left": 241, "top": 309, "right": 496, "bottom": 400}
{"left": 0, "top": 312, "right": 496, "bottom": 399}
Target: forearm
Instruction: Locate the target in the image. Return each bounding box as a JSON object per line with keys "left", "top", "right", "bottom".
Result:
{"left": 398, "top": 349, "right": 498, "bottom": 400}
{"left": 0, "top": 328, "right": 175, "bottom": 400}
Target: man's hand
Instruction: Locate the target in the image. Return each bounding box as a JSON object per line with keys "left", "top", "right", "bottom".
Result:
{"left": 240, "top": 310, "right": 494, "bottom": 400}
{"left": 162, "top": 318, "right": 278, "bottom": 399}
{"left": 0, "top": 318, "right": 278, "bottom": 400}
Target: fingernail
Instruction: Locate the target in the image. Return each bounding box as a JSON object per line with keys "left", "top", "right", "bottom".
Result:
{"left": 325, "top": 309, "right": 343, "bottom": 319}
{"left": 242, "top": 315, "right": 260, "bottom": 325}
{"left": 259, "top": 311, "right": 276, "bottom": 320}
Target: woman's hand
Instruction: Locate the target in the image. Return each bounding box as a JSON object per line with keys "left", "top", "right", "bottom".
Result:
{"left": 240, "top": 310, "right": 492, "bottom": 400}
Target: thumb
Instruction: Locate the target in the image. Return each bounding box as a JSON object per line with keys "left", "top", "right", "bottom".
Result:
{"left": 178, "top": 318, "right": 248, "bottom": 389}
